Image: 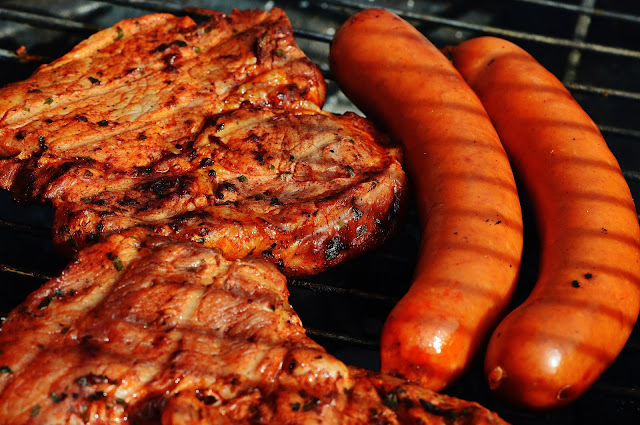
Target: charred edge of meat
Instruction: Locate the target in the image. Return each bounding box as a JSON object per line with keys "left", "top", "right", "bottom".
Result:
{"left": 323, "top": 178, "right": 409, "bottom": 268}
{"left": 11, "top": 157, "right": 95, "bottom": 202}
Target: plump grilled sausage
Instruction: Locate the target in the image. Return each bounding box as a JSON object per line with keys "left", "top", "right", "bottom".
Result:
{"left": 329, "top": 10, "right": 523, "bottom": 391}
{"left": 449, "top": 36, "right": 640, "bottom": 409}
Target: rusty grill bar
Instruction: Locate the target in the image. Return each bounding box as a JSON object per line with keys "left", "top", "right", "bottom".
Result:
{"left": 1, "top": 1, "right": 639, "bottom": 423}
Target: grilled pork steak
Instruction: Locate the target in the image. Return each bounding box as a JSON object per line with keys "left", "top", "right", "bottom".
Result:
{"left": 0, "top": 231, "right": 507, "bottom": 425}
{"left": 0, "top": 8, "right": 407, "bottom": 276}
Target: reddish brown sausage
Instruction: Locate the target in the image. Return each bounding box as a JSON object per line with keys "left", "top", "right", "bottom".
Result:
{"left": 330, "top": 10, "right": 523, "bottom": 390}
{"left": 450, "top": 36, "right": 640, "bottom": 409}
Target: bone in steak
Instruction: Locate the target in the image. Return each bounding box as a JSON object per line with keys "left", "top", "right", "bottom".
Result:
{"left": 0, "top": 230, "right": 507, "bottom": 425}
{"left": 0, "top": 8, "right": 407, "bottom": 276}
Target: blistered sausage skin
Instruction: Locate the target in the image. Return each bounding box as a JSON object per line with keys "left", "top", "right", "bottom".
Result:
{"left": 450, "top": 36, "right": 640, "bottom": 409}
{"left": 330, "top": 10, "right": 523, "bottom": 391}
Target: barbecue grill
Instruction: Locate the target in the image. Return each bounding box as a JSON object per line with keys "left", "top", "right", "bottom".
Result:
{"left": 1, "top": 0, "right": 639, "bottom": 423}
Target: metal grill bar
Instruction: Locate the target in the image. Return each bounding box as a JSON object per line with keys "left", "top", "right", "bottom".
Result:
{"left": 0, "top": 264, "right": 53, "bottom": 281}
{"left": 0, "top": 7, "right": 99, "bottom": 33}
{"left": 289, "top": 278, "right": 398, "bottom": 303}
{"left": 562, "top": 0, "right": 595, "bottom": 84}
{"left": 321, "top": 0, "right": 640, "bottom": 59}
{"left": 306, "top": 328, "right": 378, "bottom": 347}
{"left": 513, "top": 0, "right": 640, "bottom": 24}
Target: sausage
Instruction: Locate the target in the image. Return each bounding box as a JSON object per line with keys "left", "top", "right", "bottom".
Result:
{"left": 329, "top": 10, "right": 523, "bottom": 391}
{"left": 449, "top": 36, "right": 640, "bottom": 409}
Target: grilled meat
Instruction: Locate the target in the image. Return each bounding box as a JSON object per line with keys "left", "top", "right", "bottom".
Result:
{"left": 0, "top": 231, "right": 507, "bottom": 425}
{"left": 0, "top": 8, "right": 407, "bottom": 276}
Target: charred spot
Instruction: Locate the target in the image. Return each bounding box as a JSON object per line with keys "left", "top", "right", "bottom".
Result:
{"left": 262, "top": 242, "right": 278, "bottom": 258}
{"left": 82, "top": 197, "right": 106, "bottom": 206}
{"left": 74, "top": 115, "right": 88, "bottom": 122}
{"left": 118, "top": 197, "right": 139, "bottom": 206}
{"left": 138, "top": 176, "right": 188, "bottom": 198}
{"left": 138, "top": 133, "right": 147, "bottom": 140}
{"left": 124, "top": 67, "right": 140, "bottom": 75}
{"left": 252, "top": 35, "right": 269, "bottom": 63}
{"left": 303, "top": 397, "right": 321, "bottom": 412}
{"left": 325, "top": 236, "right": 348, "bottom": 261}
{"left": 172, "top": 210, "right": 212, "bottom": 223}
{"left": 185, "top": 149, "right": 198, "bottom": 162}
{"left": 352, "top": 206, "right": 363, "bottom": 221}
{"left": 262, "top": 247, "right": 275, "bottom": 258}
{"left": 215, "top": 181, "right": 236, "bottom": 199}
{"left": 37, "top": 296, "right": 53, "bottom": 309}
{"left": 419, "top": 398, "right": 449, "bottom": 415}
{"left": 163, "top": 65, "right": 179, "bottom": 73}
{"left": 162, "top": 53, "right": 180, "bottom": 66}
{"left": 75, "top": 374, "right": 111, "bottom": 387}
{"left": 195, "top": 389, "right": 217, "bottom": 405}
{"left": 152, "top": 43, "right": 170, "bottom": 53}
{"left": 172, "top": 40, "right": 187, "bottom": 48}
{"left": 288, "top": 358, "right": 298, "bottom": 371}
{"left": 85, "top": 225, "right": 103, "bottom": 244}
{"left": 199, "top": 157, "right": 214, "bottom": 168}
{"left": 135, "top": 166, "right": 153, "bottom": 176}
{"left": 44, "top": 119, "right": 54, "bottom": 124}
{"left": 87, "top": 392, "right": 107, "bottom": 402}
{"left": 15, "top": 130, "right": 26, "bottom": 140}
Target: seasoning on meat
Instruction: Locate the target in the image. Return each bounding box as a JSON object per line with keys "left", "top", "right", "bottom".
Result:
{"left": 0, "top": 230, "right": 508, "bottom": 425}
{"left": 0, "top": 8, "right": 407, "bottom": 277}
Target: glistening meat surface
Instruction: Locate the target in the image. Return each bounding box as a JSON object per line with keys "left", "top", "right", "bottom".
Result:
{"left": 0, "top": 8, "right": 406, "bottom": 276}
{"left": 0, "top": 230, "right": 508, "bottom": 425}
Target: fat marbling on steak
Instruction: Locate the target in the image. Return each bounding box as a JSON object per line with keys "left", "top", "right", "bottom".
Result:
{"left": 0, "top": 8, "right": 407, "bottom": 276}
{"left": 0, "top": 230, "right": 508, "bottom": 425}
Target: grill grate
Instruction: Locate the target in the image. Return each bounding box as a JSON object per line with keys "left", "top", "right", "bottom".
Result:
{"left": 1, "top": 1, "right": 640, "bottom": 423}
